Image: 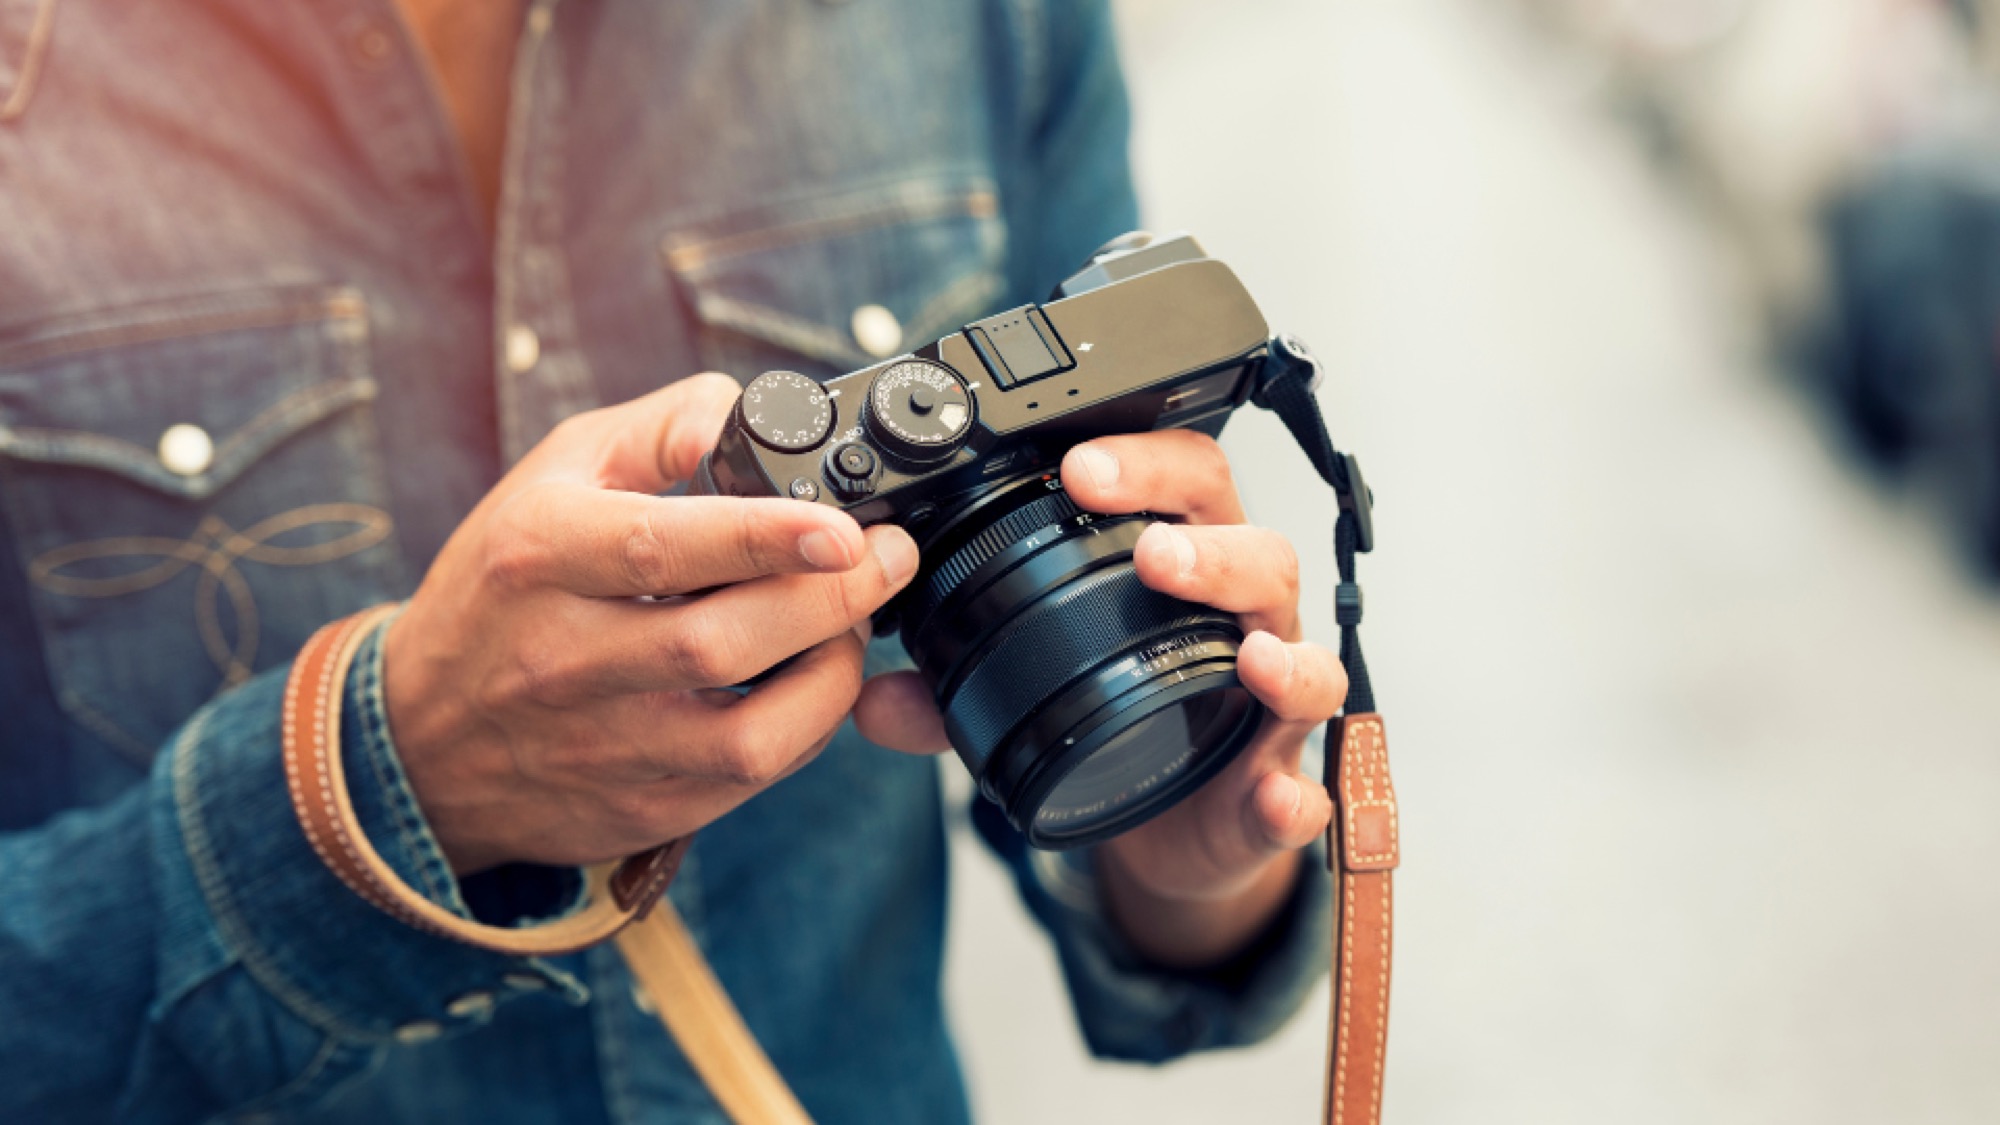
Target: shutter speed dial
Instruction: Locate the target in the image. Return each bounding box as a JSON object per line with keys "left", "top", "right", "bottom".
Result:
{"left": 864, "top": 360, "right": 974, "bottom": 464}
{"left": 737, "top": 370, "right": 834, "bottom": 453}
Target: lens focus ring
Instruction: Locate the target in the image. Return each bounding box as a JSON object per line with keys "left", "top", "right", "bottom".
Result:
{"left": 941, "top": 563, "right": 1235, "bottom": 770}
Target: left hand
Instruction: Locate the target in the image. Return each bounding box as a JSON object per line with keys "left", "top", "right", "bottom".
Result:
{"left": 854, "top": 431, "right": 1346, "bottom": 943}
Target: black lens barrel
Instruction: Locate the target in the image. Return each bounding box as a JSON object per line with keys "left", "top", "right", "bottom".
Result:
{"left": 901, "top": 472, "right": 1265, "bottom": 847}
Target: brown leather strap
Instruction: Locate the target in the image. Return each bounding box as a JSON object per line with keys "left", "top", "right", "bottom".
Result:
{"left": 285, "top": 609, "right": 1398, "bottom": 1124}
{"left": 1324, "top": 712, "right": 1398, "bottom": 1125}
{"left": 618, "top": 908, "right": 814, "bottom": 1124}
{"left": 281, "top": 606, "right": 687, "bottom": 957}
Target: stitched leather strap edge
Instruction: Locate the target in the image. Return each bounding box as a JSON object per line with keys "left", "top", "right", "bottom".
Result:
{"left": 282, "top": 606, "right": 682, "bottom": 956}
{"left": 1324, "top": 712, "right": 1397, "bottom": 1125}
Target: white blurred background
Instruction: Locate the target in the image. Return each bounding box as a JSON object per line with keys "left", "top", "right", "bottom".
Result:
{"left": 942, "top": 1, "right": 2000, "bottom": 1122}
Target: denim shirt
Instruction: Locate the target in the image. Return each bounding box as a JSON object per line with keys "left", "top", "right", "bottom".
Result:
{"left": 0, "top": 2, "right": 1331, "bottom": 1121}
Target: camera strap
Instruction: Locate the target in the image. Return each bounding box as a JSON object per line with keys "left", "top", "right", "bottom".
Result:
{"left": 1255, "top": 336, "right": 1398, "bottom": 1125}
{"left": 282, "top": 334, "right": 1392, "bottom": 1125}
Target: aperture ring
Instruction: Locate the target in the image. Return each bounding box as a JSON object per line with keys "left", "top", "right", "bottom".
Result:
{"left": 910, "top": 490, "right": 1081, "bottom": 634}
{"left": 941, "top": 563, "right": 1234, "bottom": 770}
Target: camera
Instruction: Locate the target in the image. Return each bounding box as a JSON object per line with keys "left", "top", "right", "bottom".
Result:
{"left": 694, "top": 232, "right": 1311, "bottom": 848}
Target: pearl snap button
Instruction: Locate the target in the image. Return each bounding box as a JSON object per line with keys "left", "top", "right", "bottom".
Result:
{"left": 850, "top": 303, "right": 903, "bottom": 359}
{"left": 504, "top": 325, "right": 542, "bottom": 373}
{"left": 446, "top": 991, "right": 495, "bottom": 1020}
{"left": 157, "top": 424, "right": 214, "bottom": 477}
{"left": 393, "top": 1019, "right": 443, "bottom": 1044}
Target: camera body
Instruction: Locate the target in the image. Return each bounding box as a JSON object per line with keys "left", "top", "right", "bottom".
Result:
{"left": 695, "top": 233, "right": 1292, "bottom": 847}
{"left": 696, "top": 233, "right": 1271, "bottom": 539}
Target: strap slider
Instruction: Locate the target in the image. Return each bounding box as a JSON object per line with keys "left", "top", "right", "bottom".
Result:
{"left": 1336, "top": 452, "right": 1375, "bottom": 554}
{"left": 1335, "top": 582, "right": 1364, "bottom": 626}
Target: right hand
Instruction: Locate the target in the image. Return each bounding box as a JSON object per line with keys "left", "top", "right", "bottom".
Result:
{"left": 382, "top": 374, "right": 919, "bottom": 875}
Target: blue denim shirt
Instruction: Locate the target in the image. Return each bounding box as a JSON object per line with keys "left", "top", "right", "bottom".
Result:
{"left": 0, "top": 2, "right": 1331, "bottom": 1121}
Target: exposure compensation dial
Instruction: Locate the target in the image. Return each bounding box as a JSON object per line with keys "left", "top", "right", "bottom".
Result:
{"left": 737, "top": 370, "right": 834, "bottom": 453}
{"left": 864, "top": 360, "right": 974, "bottom": 464}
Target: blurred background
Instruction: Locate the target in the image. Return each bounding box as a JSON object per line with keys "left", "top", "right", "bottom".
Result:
{"left": 942, "top": 1, "right": 2000, "bottom": 1121}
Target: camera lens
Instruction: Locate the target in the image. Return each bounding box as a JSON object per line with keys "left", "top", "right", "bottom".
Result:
{"left": 899, "top": 472, "right": 1265, "bottom": 848}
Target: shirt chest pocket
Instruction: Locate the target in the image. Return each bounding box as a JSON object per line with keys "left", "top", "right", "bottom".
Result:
{"left": 661, "top": 173, "right": 1011, "bottom": 384}
{"left": 0, "top": 286, "right": 409, "bottom": 767}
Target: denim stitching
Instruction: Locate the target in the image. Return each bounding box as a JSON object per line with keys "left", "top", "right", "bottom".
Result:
{"left": 691, "top": 294, "right": 866, "bottom": 369}
{"left": 661, "top": 178, "right": 999, "bottom": 274}
{"left": 170, "top": 704, "right": 380, "bottom": 1040}
{"left": 0, "top": 288, "right": 364, "bottom": 368}
{"left": 351, "top": 620, "right": 458, "bottom": 908}
{"left": 0, "top": 378, "right": 379, "bottom": 499}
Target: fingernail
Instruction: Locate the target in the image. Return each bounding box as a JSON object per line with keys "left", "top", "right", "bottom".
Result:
{"left": 873, "top": 530, "right": 919, "bottom": 586}
{"left": 799, "top": 529, "right": 853, "bottom": 570}
{"left": 1278, "top": 773, "right": 1303, "bottom": 818}
{"left": 1075, "top": 445, "right": 1120, "bottom": 491}
{"left": 1159, "top": 524, "right": 1197, "bottom": 578}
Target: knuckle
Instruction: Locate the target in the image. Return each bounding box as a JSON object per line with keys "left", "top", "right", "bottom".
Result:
{"left": 731, "top": 502, "right": 778, "bottom": 575}
{"left": 619, "top": 506, "right": 677, "bottom": 593}
{"left": 713, "top": 722, "right": 786, "bottom": 787}
{"left": 1269, "top": 533, "right": 1301, "bottom": 599}
{"left": 483, "top": 509, "right": 548, "bottom": 592}
{"left": 662, "top": 608, "right": 747, "bottom": 686}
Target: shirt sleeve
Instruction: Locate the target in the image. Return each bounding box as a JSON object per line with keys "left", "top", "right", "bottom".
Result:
{"left": 0, "top": 617, "right": 589, "bottom": 1123}
{"left": 972, "top": 793, "right": 1333, "bottom": 1064}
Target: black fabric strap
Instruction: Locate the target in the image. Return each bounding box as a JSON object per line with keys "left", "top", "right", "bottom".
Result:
{"left": 1250, "top": 337, "right": 1378, "bottom": 785}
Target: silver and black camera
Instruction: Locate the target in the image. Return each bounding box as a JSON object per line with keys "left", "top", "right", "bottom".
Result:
{"left": 694, "top": 233, "right": 1360, "bottom": 848}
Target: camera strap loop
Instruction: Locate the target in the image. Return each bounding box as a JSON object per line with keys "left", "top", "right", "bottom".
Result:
{"left": 1255, "top": 335, "right": 1397, "bottom": 1125}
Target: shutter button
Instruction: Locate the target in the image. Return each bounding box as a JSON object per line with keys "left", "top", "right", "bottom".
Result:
{"left": 850, "top": 304, "right": 902, "bottom": 359}
{"left": 505, "top": 325, "right": 542, "bottom": 373}
{"left": 158, "top": 424, "right": 214, "bottom": 477}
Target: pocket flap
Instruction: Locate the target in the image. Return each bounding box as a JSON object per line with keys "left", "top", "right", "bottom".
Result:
{"left": 0, "top": 286, "right": 378, "bottom": 502}
{"left": 662, "top": 173, "right": 1007, "bottom": 373}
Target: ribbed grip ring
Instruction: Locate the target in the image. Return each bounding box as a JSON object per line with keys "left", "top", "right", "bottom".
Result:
{"left": 942, "top": 563, "right": 1230, "bottom": 769}
{"left": 906, "top": 489, "right": 1082, "bottom": 638}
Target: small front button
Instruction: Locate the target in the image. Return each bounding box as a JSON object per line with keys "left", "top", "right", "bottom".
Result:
{"left": 850, "top": 304, "right": 903, "bottom": 359}
{"left": 789, "top": 477, "right": 821, "bottom": 501}
{"left": 157, "top": 424, "right": 214, "bottom": 477}
{"left": 504, "top": 325, "right": 542, "bottom": 373}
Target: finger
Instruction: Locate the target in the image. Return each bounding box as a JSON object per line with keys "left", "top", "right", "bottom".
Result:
{"left": 1061, "top": 430, "right": 1247, "bottom": 525}
{"left": 584, "top": 524, "right": 919, "bottom": 692}
{"left": 853, "top": 670, "right": 950, "bottom": 754}
{"left": 1244, "top": 769, "right": 1334, "bottom": 852}
{"left": 501, "top": 485, "right": 866, "bottom": 598}
{"left": 555, "top": 372, "right": 744, "bottom": 493}
{"left": 1132, "top": 522, "right": 1301, "bottom": 635}
{"left": 1236, "top": 631, "right": 1347, "bottom": 726}
{"left": 661, "top": 628, "right": 868, "bottom": 785}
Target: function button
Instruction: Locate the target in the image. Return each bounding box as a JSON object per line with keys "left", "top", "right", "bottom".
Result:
{"left": 504, "top": 325, "right": 541, "bottom": 373}
{"left": 850, "top": 304, "right": 904, "bottom": 359}
{"left": 788, "top": 477, "right": 821, "bottom": 501}
{"left": 157, "top": 424, "right": 214, "bottom": 477}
